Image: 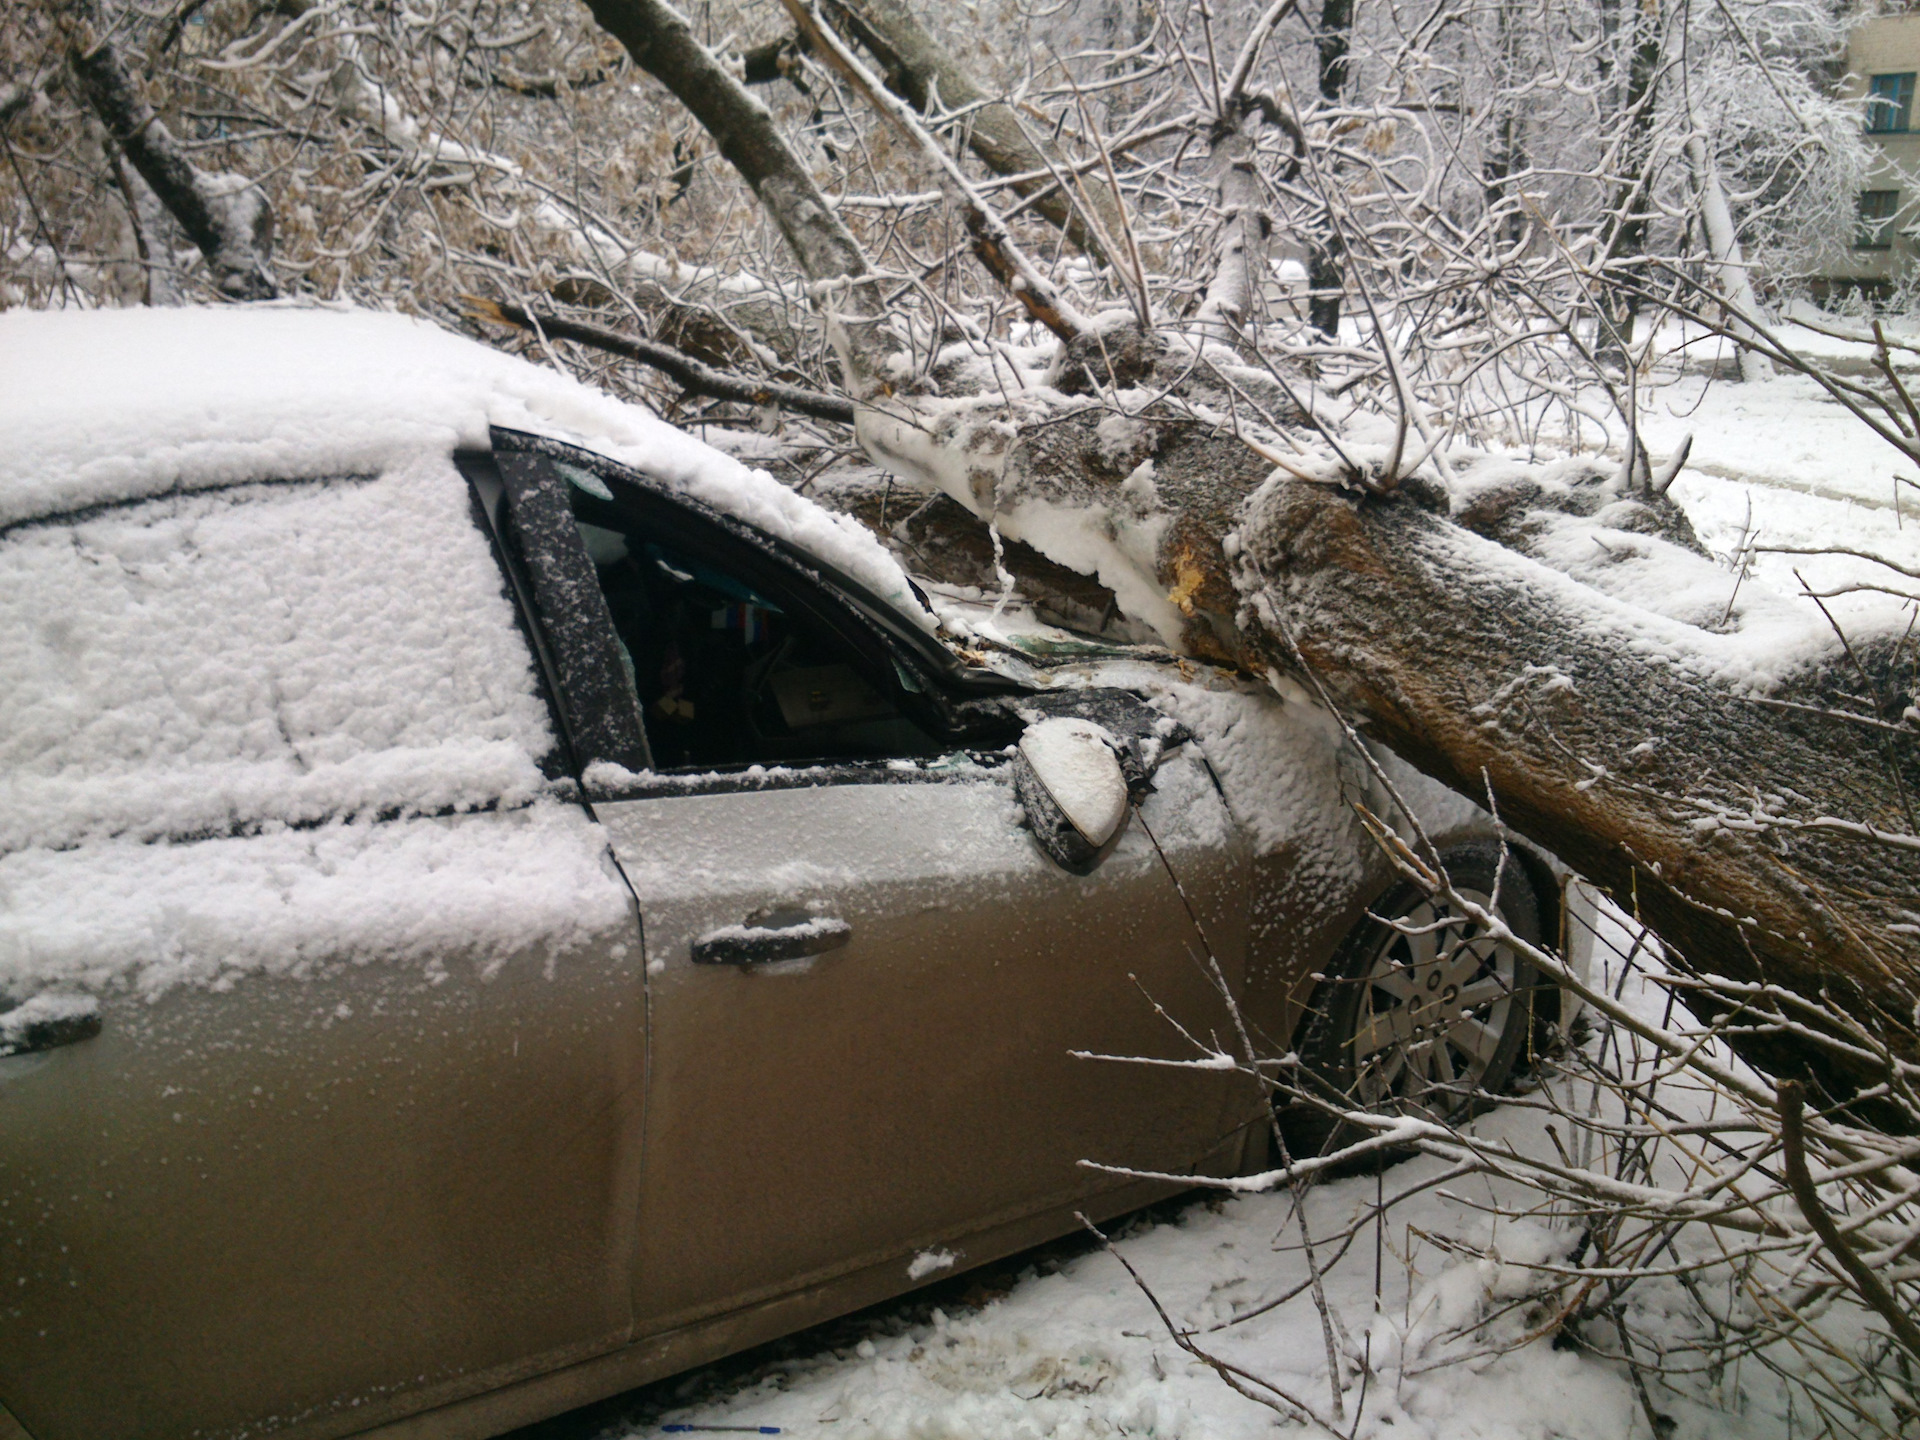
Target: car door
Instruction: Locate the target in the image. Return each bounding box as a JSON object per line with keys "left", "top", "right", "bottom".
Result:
{"left": 603, "top": 762, "right": 1250, "bottom": 1331}
{"left": 483, "top": 434, "right": 1255, "bottom": 1336}
{"left": 0, "top": 466, "right": 648, "bottom": 1440}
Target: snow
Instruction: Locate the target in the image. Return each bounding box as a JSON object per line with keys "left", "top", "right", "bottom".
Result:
{"left": 908, "top": 1250, "right": 959, "bottom": 1281}
{"left": 694, "top": 916, "right": 852, "bottom": 948}
{"left": 0, "top": 803, "right": 633, "bottom": 1003}
{"left": 0, "top": 990, "right": 98, "bottom": 1051}
{"left": 0, "top": 304, "right": 935, "bottom": 633}
{"left": 0, "top": 459, "right": 552, "bottom": 852}
{"left": 1142, "top": 677, "right": 1357, "bottom": 869}
{"left": 1259, "top": 456, "right": 1883, "bottom": 698}
{"left": 1637, "top": 366, "right": 1920, "bottom": 622}
{"left": 1018, "top": 717, "right": 1130, "bottom": 844}
{"left": 856, "top": 395, "right": 1188, "bottom": 647}
{"left": 0, "top": 429, "right": 634, "bottom": 1006}
{"left": 616, "top": 1174, "right": 1664, "bottom": 1440}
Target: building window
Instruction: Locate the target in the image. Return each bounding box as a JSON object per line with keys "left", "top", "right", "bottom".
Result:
{"left": 1868, "top": 72, "right": 1916, "bottom": 132}
{"left": 1857, "top": 189, "right": 1901, "bottom": 249}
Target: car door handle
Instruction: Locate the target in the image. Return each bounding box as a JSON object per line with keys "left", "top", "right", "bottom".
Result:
{"left": 0, "top": 999, "right": 102, "bottom": 1058}
{"left": 692, "top": 916, "right": 852, "bottom": 966}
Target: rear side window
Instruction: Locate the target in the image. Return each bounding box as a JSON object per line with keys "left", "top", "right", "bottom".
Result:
{"left": 0, "top": 466, "right": 554, "bottom": 852}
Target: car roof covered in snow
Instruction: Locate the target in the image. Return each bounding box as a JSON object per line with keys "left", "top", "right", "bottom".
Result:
{"left": 0, "top": 303, "right": 934, "bottom": 631}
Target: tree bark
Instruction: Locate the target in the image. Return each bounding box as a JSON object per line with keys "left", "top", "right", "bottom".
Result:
{"left": 585, "top": 0, "right": 892, "bottom": 394}
{"left": 1193, "top": 116, "right": 1275, "bottom": 344}
{"left": 824, "top": 0, "right": 1130, "bottom": 265}
{"left": 1236, "top": 474, "right": 1919, "bottom": 1098}
{"left": 62, "top": 3, "right": 279, "bottom": 301}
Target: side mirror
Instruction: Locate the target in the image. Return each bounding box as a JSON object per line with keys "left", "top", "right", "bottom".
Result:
{"left": 1012, "top": 717, "right": 1131, "bottom": 875}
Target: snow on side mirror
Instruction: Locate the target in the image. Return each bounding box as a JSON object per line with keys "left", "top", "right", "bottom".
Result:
{"left": 1013, "top": 717, "right": 1131, "bottom": 875}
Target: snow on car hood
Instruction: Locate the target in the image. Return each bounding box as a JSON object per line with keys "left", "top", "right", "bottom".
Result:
{"left": 0, "top": 303, "right": 935, "bottom": 632}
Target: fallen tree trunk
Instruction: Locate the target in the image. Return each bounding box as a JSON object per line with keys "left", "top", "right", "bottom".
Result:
{"left": 859, "top": 390, "right": 1920, "bottom": 1095}
{"left": 587, "top": 0, "right": 1920, "bottom": 1104}
{"left": 1237, "top": 473, "right": 1920, "bottom": 1096}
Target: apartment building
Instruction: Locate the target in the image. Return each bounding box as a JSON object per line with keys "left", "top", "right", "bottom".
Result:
{"left": 1826, "top": 13, "right": 1920, "bottom": 300}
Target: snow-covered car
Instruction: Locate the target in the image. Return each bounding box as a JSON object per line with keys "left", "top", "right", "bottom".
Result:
{"left": 0, "top": 307, "right": 1563, "bottom": 1440}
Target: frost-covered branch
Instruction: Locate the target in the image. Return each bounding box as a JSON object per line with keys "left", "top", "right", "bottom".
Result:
{"left": 61, "top": 0, "right": 279, "bottom": 299}
{"left": 469, "top": 297, "right": 855, "bottom": 422}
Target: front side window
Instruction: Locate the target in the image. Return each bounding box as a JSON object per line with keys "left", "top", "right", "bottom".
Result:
{"left": 1857, "top": 189, "right": 1902, "bottom": 249}
{"left": 1869, "top": 72, "right": 1915, "bottom": 132}
{"left": 551, "top": 459, "right": 941, "bottom": 771}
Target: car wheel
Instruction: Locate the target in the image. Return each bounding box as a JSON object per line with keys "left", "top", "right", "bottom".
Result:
{"left": 1283, "top": 845, "right": 1542, "bottom": 1162}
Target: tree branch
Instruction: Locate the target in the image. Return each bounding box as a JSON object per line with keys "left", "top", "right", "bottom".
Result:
{"left": 777, "top": 0, "right": 1089, "bottom": 343}
{"left": 61, "top": 1, "right": 278, "bottom": 300}
{"left": 823, "top": 0, "right": 1125, "bottom": 265}
{"left": 585, "top": 0, "right": 890, "bottom": 393}
{"left": 467, "top": 298, "right": 855, "bottom": 424}
{"left": 1778, "top": 1080, "right": 1920, "bottom": 1361}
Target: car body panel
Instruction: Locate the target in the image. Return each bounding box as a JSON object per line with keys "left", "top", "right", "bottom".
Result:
{"left": 0, "top": 880, "right": 647, "bottom": 1440}
{"left": 322, "top": 1165, "right": 1238, "bottom": 1440}
{"left": 600, "top": 757, "right": 1254, "bottom": 1335}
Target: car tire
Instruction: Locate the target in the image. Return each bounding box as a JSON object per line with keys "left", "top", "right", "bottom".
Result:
{"left": 1282, "top": 844, "right": 1543, "bottom": 1165}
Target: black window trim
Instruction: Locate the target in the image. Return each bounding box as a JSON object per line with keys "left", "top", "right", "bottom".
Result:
{"left": 455, "top": 451, "right": 580, "bottom": 781}
{"left": 456, "top": 447, "right": 654, "bottom": 777}
{"left": 599, "top": 753, "right": 1015, "bottom": 801}
{"left": 472, "top": 430, "right": 1036, "bottom": 796}
{"left": 488, "top": 429, "right": 1024, "bottom": 700}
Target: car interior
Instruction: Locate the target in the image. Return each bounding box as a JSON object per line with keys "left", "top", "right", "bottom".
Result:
{"left": 553, "top": 458, "right": 945, "bottom": 770}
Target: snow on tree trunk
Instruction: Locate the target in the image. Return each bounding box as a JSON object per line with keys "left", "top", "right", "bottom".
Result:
{"left": 63, "top": 3, "right": 279, "bottom": 301}
{"left": 1685, "top": 132, "right": 1770, "bottom": 385}
{"left": 1192, "top": 119, "right": 1273, "bottom": 346}
{"left": 1234, "top": 471, "right": 1920, "bottom": 1095}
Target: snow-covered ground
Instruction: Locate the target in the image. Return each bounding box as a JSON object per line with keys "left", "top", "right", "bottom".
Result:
{"left": 1638, "top": 322, "right": 1920, "bottom": 633}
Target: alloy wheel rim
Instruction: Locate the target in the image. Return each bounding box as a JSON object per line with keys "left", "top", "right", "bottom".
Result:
{"left": 1349, "top": 889, "right": 1519, "bottom": 1114}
